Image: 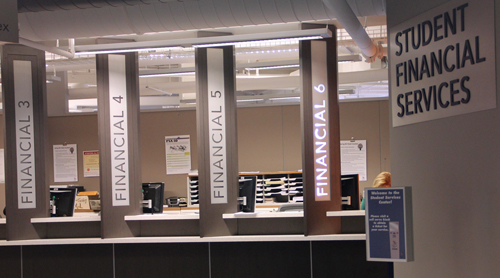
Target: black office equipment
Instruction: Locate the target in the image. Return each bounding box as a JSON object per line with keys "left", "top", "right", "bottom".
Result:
{"left": 50, "top": 187, "right": 78, "bottom": 217}
{"left": 142, "top": 182, "right": 165, "bottom": 214}
{"left": 238, "top": 176, "right": 257, "bottom": 212}
{"left": 341, "top": 174, "right": 360, "bottom": 210}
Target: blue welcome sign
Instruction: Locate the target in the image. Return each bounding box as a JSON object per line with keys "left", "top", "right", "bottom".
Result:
{"left": 365, "top": 187, "right": 414, "bottom": 262}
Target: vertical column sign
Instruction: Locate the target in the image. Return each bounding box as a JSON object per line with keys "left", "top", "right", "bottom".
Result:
{"left": 14, "top": 61, "right": 36, "bottom": 209}
{"left": 311, "top": 41, "right": 331, "bottom": 201}
{"left": 109, "top": 55, "right": 130, "bottom": 206}
{"left": 207, "top": 48, "right": 227, "bottom": 204}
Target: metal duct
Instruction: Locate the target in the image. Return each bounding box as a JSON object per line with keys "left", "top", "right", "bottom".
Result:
{"left": 322, "top": 0, "right": 383, "bottom": 61}
{"left": 18, "top": 0, "right": 386, "bottom": 41}
{"left": 17, "top": 0, "right": 177, "bottom": 13}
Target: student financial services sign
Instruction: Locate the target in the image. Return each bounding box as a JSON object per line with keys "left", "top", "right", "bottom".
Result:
{"left": 390, "top": 0, "right": 496, "bottom": 127}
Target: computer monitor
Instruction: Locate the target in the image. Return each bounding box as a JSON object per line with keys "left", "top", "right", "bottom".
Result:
{"left": 50, "top": 187, "right": 78, "bottom": 217}
{"left": 341, "top": 174, "right": 360, "bottom": 210}
{"left": 239, "top": 176, "right": 257, "bottom": 213}
{"left": 142, "top": 182, "right": 165, "bottom": 214}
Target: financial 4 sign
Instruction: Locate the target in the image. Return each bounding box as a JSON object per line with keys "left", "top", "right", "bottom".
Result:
{"left": 390, "top": 0, "right": 495, "bottom": 127}
{"left": 109, "top": 55, "right": 130, "bottom": 206}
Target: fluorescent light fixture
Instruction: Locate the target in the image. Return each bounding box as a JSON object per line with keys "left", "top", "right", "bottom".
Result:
{"left": 75, "top": 46, "right": 179, "bottom": 55}
{"left": 140, "top": 71, "right": 195, "bottom": 78}
{"left": 47, "top": 75, "right": 62, "bottom": 82}
{"left": 193, "top": 36, "right": 324, "bottom": 48}
{"left": 245, "top": 64, "right": 299, "bottom": 71}
{"left": 339, "top": 89, "right": 355, "bottom": 95}
{"left": 74, "top": 28, "right": 331, "bottom": 54}
{"left": 338, "top": 54, "right": 363, "bottom": 62}
{"left": 144, "top": 86, "right": 178, "bottom": 96}
{"left": 269, "top": 96, "right": 301, "bottom": 101}
{"left": 76, "top": 47, "right": 179, "bottom": 56}
{"left": 237, "top": 98, "right": 265, "bottom": 103}
{"left": 139, "top": 67, "right": 195, "bottom": 78}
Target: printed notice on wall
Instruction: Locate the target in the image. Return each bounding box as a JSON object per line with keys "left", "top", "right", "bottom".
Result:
{"left": 0, "top": 149, "right": 4, "bottom": 183}
{"left": 340, "top": 140, "right": 367, "bottom": 181}
{"left": 53, "top": 144, "right": 78, "bottom": 182}
{"left": 165, "top": 135, "right": 191, "bottom": 175}
{"left": 83, "top": 150, "right": 99, "bottom": 177}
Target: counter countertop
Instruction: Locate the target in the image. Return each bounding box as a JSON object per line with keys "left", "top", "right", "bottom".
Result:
{"left": 0, "top": 233, "right": 366, "bottom": 246}
{"left": 326, "top": 210, "right": 365, "bottom": 217}
{"left": 222, "top": 211, "right": 303, "bottom": 219}
{"left": 31, "top": 213, "right": 101, "bottom": 223}
{"left": 124, "top": 213, "right": 199, "bottom": 221}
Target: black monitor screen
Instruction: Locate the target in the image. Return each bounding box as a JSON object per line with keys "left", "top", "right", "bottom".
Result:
{"left": 341, "top": 174, "right": 360, "bottom": 210}
{"left": 142, "top": 182, "right": 165, "bottom": 214}
{"left": 50, "top": 187, "right": 77, "bottom": 217}
{"left": 239, "top": 176, "right": 257, "bottom": 213}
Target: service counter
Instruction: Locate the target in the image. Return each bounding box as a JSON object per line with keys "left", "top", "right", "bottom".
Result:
{"left": 0, "top": 232, "right": 393, "bottom": 278}
{"left": 124, "top": 208, "right": 200, "bottom": 237}
{"left": 29, "top": 212, "right": 101, "bottom": 239}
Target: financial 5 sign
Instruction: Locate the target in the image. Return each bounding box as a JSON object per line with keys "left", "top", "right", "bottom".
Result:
{"left": 390, "top": 0, "right": 495, "bottom": 127}
{"left": 207, "top": 48, "right": 228, "bottom": 204}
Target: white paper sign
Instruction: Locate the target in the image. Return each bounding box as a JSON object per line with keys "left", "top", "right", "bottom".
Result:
{"left": 341, "top": 140, "right": 367, "bottom": 181}
{"left": 53, "top": 144, "right": 78, "bottom": 182}
{"left": 207, "top": 48, "right": 228, "bottom": 204}
{"left": 14, "top": 60, "right": 36, "bottom": 209}
{"left": 390, "top": 0, "right": 496, "bottom": 127}
{"left": 109, "top": 55, "right": 129, "bottom": 206}
{"left": 165, "top": 135, "right": 191, "bottom": 175}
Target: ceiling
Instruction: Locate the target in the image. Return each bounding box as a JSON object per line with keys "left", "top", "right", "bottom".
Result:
{"left": 3, "top": 0, "right": 389, "bottom": 115}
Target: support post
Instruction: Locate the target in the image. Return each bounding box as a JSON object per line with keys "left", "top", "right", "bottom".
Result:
{"left": 300, "top": 25, "right": 343, "bottom": 235}
{"left": 196, "top": 46, "right": 239, "bottom": 237}
{"left": 1, "top": 44, "right": 49, "bottom": 240}
{"left": 96, "top": 52, "right": 142, "bottom": 238}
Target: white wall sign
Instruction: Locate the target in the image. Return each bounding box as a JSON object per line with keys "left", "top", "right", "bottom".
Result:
{"left": 390, "top": 0, "right": 496, "bottom": 127}
{"left": 165, "top": 135, "right": 192, "bottom": 175}
{"left": 0, "top": 0, "right": 19, "bottom": 43}
{"left": 14, "top": 60, "right": 36, "bottom": 209}
{"left": 109, "top": 55, "right": 130, "bottom": 206}
{"left": 53, "top": 144, "right": 78, "bottom": 182}
{"left": 341, "top": 140, "right": 367, "bottom": 181}
{"left": 311, "top": 41, "right": 331, "bottom": 202}
{"left": 207, "top": 48, "right": 228, "bottom": 204}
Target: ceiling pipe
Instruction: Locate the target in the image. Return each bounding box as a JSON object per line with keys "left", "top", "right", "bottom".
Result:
{"left": 17, "top": 0, "right": 177, "bottom": 13}
{"left": 19, "top": 37, "right": 75, "bottom": 59}
{"left": 322, "top": 0, "right": 386, "bottom": 62}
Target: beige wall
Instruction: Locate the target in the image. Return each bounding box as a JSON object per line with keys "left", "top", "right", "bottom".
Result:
{"left": 0, "top": 100, "right": 389, "bottom": 213}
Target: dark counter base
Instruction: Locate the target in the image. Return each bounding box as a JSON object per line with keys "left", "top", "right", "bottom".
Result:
{"left": 0, "top": 240, "right": 391, "bottom": 278}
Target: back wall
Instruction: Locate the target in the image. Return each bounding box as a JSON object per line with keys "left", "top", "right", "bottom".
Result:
{"left": 0, "top": 100, "right": 389, "bottom": 215}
